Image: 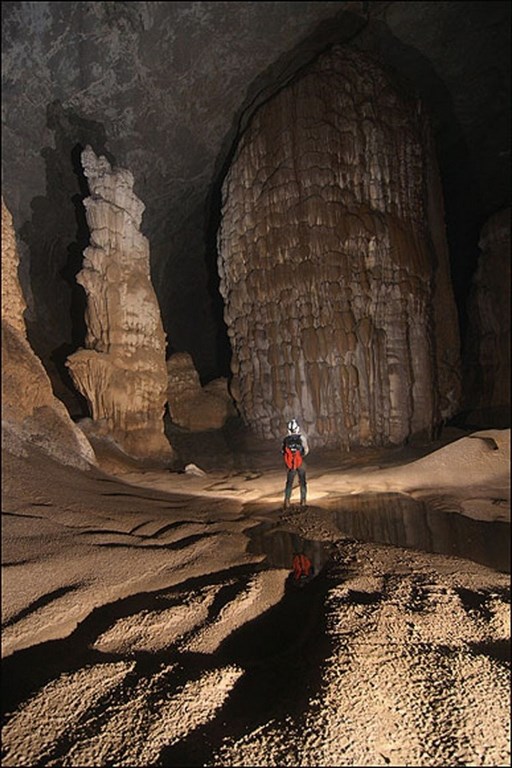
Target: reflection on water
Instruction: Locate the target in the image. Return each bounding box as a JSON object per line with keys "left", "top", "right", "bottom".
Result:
{"left": 328, "top": 493, "right": 510, "bottom": 574}
{"left": 247, "top": 494, "right": 510, "bottom": 575}
{"left": 247, "top": 524, "right": 334, "bottom": 579}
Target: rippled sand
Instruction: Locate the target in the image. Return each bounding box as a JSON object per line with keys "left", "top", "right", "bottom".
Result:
{"left": 2, "top": 428, "right": 510, "bottom": 766}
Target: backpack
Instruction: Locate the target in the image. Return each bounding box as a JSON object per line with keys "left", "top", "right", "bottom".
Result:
{"left": 283, "top": 434, "right": 303, "bottom": 470}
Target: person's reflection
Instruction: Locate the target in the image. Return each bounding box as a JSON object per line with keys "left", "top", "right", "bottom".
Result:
{"left": 292, "top": 552, "right": 314, "bottom": 585}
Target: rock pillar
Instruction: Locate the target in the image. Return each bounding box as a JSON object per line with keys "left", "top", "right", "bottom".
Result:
{"left": 217, "top": 46, "right": 461, "bottom": 448}
{"left": 67, "top": 147, "right": 173, "bottom": 461}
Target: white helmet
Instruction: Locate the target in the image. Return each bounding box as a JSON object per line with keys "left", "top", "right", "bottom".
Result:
{"left": 287, "top": 418, "right": 300, "bottom": 434}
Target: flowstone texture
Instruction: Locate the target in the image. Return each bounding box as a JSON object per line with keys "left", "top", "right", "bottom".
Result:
{"left": 218, "top": 46, "right": 461, "bottom": 448}
{"left": 67, "top": 147, "right": 173, "bottom": 462}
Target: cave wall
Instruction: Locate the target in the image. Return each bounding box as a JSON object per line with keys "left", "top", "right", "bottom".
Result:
{"left": 1, "top": 197, "right": 96, "bottom": 469}
{"left": 218, "top": 46, "right": 461, "bottom": 448}
{"left": 462, "top": 207, "right": 511, "bottom": 426}
{"left": 15, "top": 103, "right": 110, "bottom": 416}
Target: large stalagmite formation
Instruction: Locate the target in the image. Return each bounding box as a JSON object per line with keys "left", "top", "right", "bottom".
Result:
{"left": 1, "top": 198, "right": 96, "bottom": 469}
{"left": 218, "top": 46, "right": 461, "bottom": 448}
{"left": 66, "top": 147, "right": 173, "bottom": 462}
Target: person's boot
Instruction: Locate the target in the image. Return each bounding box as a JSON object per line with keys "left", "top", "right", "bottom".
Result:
{"left": 300, "top": 497, "right": 307, "bottom": 508}
{"left": 283, "top": 498, "right": 290, "bottom": 511}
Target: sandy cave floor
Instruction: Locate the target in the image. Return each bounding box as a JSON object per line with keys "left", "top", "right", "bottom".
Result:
{"left": 1, "top": 425, "right": 510, "bottom": 767}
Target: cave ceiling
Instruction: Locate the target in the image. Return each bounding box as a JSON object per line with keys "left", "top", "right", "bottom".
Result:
{"left": 2, "top": 1, "right": 511, "bottom": 381}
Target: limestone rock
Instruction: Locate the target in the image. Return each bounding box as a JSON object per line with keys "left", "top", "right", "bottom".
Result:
{"left": 67, "top": 148, "right": 173, "bottom": 461}
{"left": 463, "top": 207, "right": 511, "bottom": 425}
{"left": 1, "top": 199, "right": 27, "bottom": 336}
{"left": 184, "top": 463, "right": 207, "bottom": 477}
{"left": 166, "top": 352, "right": 236, "bottom": 431}
{"left": 217, "top": 46, "right": 461, "bottom": 448}
{"left": 1, "top": 198, "right": 96, "bottom": 470}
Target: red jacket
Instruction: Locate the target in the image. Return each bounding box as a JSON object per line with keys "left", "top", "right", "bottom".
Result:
{"left": 293, "top": 553, "right": 313, "bottom": 580}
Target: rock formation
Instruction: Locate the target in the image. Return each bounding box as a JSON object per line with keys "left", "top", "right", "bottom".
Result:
{"left": 166, "top": 352, "right": 236, "bottom": 431}
{"left": 1, "top": 198, "right": 96, "bottom": 469}
{"left": 66, "top": 147, "right": 173, "bottom": 462}
{"left": 463, "top": 207, "right": 511, "bottom": 426}
{"left": 217, "top": 46, "right": 461, "bottom": 448}
{"left": 2, "top": 199, "right": 29, "bottom": 336}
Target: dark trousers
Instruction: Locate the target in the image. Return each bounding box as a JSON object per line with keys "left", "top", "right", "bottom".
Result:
{"left": 284, "top": 466, "right": 307, "bottom": 503}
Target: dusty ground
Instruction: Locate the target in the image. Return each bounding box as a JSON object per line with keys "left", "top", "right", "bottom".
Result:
{"left": 1, "top": 424, "right": 510, "bottom": 766}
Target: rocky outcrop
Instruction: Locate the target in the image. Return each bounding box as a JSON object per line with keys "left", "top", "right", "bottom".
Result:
{"left": 166, "top": 352, "right": 236, "bottom": 431}
{"left": 217, "top": 46, "right": 461, "bottom": 448}
{"left": 66, "top": 147, "right": 173, "bottom": 462}
{"left": 1, "top": 199, "right": 28, "bottom": 336}
{"left": 1, "top": 198, "right": 96, "bottom": 469}
{"left": 462, "top": 207, "right": 511, "bottom": 426}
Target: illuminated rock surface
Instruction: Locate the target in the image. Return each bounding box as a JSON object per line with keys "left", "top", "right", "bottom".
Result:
{"left": 166, "top": 351, "right": 236, "bottom": 431}
{"left": 218, "top": 47, "right": 461, "bottom": 448}
{"left": 1, "top": 198, "right": 95, "bottom": 470}
{"left": 67, "top": 147, "right": 173, "bottom": 462}
{"left": 0, "top": 4, "right": 509, "bottom": 764}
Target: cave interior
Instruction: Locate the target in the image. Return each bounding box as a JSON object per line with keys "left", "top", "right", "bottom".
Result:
{"left": 1, "top": 0, "right": 510, "bottom": 458}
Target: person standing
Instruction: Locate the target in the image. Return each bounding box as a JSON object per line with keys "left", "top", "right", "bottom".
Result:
{"left": 282, "top": 418, "right": 309, "bottom": 510}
